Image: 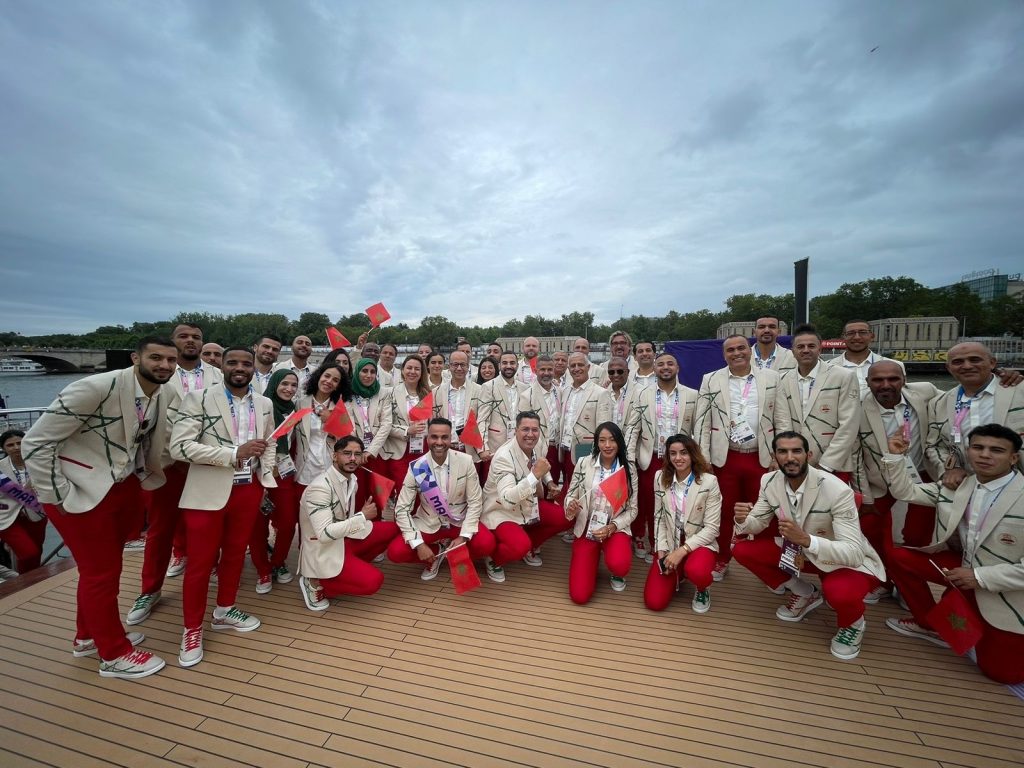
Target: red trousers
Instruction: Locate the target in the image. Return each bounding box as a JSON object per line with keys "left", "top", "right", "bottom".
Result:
{"left": 715, "top": 449, "right": 765, "bottom": 564}
{"left": 43, "top": 476, "right": 141, "bottom": 660}
{"left": 249, "top": 476, "right": 299, "bottom": 577}
{"left": 139, "top": 464, "right": 188, "bottom": 595}
{"left": 125, "top": 489, "right": 147, "bottom": 541}
{"left": 632, "top": 457, "right": 662, "bottom": 548}
{"left": 643, "top": 545, "right": 716, "bottom": 611}
{"left": 568, "top": 532, "right": 632, "bottom": 604}
{"left": 182, "top": 482, "right": 264, "bottom": 629}
{"left": 0, "top": 515, "right": 46, "bottom": 572}
{"left": 490, "top": 500, "right": 572, "bottom": 566}
{"left": 887, "top": 547, "right": 1024, "bottom": 684}
{"left": 319, "top": 520, "right": 399, "bottom": 597}
{"left": 386, "top": 525, "right": 496, "bottom": 563}
{"left": 546, "top": 444, "right": 561, "bottom": 486}
{"left": 732, "top": 536, "right": 880, "bottom": 627}
{"left": 559, "top": 452, "right": 576, "bottom": 504}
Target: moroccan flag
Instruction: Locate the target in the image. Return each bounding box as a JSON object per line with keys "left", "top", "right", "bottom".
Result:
{"left": 323, "top": 406, "right": 354, "bottom": 438}
{"left": 366, "top": 302, "right": 391, "bottom": 328}
{"left": 269, "top": 407, "right": 312, "bottom": 441}
{"left": 926, "top": 587, "right": 984, "bottom": 655}
{"left": 458, "top": 409, "right": 484, "bottom": 450}
{"left": 365, "top": 469, "right": 395, "bottom": 511}
{"left": 529, "top": 356, "right": 537, "bottom": 372}
{"left": 599, "top": 467, "right": 629, "bottom": 514}
{"left": 408, "top": 392, "right": 433, "bottom": 422}
{"left": 446, "top": 542, "right": 482, "bottom": 595}
{"left": 326, "top": 327, "right": 351, "bottom": 349}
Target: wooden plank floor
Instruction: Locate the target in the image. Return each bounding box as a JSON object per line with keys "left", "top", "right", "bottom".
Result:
{"left": 0, "top": 542, "right": 1021, "bottom": 768}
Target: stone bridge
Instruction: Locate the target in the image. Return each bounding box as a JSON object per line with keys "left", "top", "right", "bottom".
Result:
{"left": 2, "top": 348, "right": 115, "bottom": 373}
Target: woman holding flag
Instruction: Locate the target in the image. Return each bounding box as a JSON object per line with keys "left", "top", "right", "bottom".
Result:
{"left": 0, "top": 429, "right": 47, "bottom": 573}
{"left": 294, "top": 362, "right": 352, "bottom": 495}
{"left": 347, "top": 358, "right": 392, "bottom": 480}
{"left": 564, "top": 421, "right": 637, "bottom": 604}
{"left": 248, "top": 370, "right": 301, "bottom": 593}
{"left": 643, "top": 434, "right": 721, "bottom": 614}
{"left": 383, "top": 355, "right": 432, "bottom": 496}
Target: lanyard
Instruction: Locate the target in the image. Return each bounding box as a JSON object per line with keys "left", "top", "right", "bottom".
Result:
{"left": 615, "top": 384, "right": 628, "bottom": 423}
{"left": 901, "top": 403, "right": 912, "bottom": 442}
{"left": 968, "top": 478, "right": 1012, "bottom": 541}
{"left": 668, "top": 472, "right": 695, "bottom": 528}
{"left": 355, "top": 396, "right": 370, "bottom": 427}
{"left": 224, "top": 387, "right": 256, "bottom": 445}
{"left": 754, "top": 347, "right": 775, "bottom": 369}
{"left": 736, "top": 375, "right": 755, "bottom": 415}
{"left": 178, "top": 365, "right": 203, "bottom": 393}
{"left": 953, "top": 387, "right": 972, "bottom": 437}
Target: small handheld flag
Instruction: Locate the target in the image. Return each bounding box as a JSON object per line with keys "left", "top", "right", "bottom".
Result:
{"left": 408, "top": 392, "right": 434, "bottom": 422}
{"left": 269, "top": 408, "right": 313, "bottom": 441}
{"left": 364, "top": 468, "right": 395, "bottom": 511}
{"left": 366, "top": 303, "right": 391, "bottom": 328}
{"left": 446, "top": 542, "right": 482, "bottom": 595}
{"left": 459, "top": 409, "right": 484, "bottom": 450}
{"left": 926, "top": 586, "right": 983, "bottom": 655}
{"left": 599, "top": 467, "right": 629, "bottom": 514}
{"left": 323, "top": 406, "right": 354, "bottom": 438}
{"left": 326, "top": 327, "right": 351, "bottom": 349}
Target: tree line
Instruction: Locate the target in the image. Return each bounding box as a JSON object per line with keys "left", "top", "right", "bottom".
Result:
{"left": 3, "top": 276, "right": 1021, "bottom": 352}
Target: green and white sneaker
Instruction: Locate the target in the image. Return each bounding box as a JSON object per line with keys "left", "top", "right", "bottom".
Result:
{"left": 126, "top": 591, "right": 161, "bottom": 625}
{"left": 73, "top": 631, "right": 144, "bottom": 658}
{"left": 272, "top": 565, "right": 293, "bottom": 584}
{"left": 211, "top": 607, "right": 261, "bottom": 632}
{"left": 98, "top": 648, "right": 165, "bottom": 679}
{"left": 179, "top": 627, "right": 204, "bottom": 667}
{"left": 609, "top": 576, "right": 626, "bottom": 592}
{"left": 484, "top": 558, "right": 505, "bottom": 583}
{"left": 691, "top": 589, "right": 711, "bottom": 614}
{"left": 831, "top": 621, "right": 866, "bottom": 660}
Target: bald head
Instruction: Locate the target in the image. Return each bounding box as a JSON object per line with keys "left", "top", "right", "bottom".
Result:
{"left": 947, "top": 342, "right": 996, "bottom": 392}
{"left": 866, "top": 360, "right": 905, "bottom": 408}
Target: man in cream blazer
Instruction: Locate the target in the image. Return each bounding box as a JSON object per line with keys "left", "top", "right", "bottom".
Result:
{"left": 624, "top": 353, "right": 698, "bottom": 561}
{"left": 695, "top": 335, "right": 789, "bottom": 579}
{"left": 733, "top": 432, "right": 885, "bottom": 661}
{"left": 882, "top": 424, "right": 1024, "bottom": 685}
{"left": 518, "top": 355, "right": 563, "bottom": 482}
{"left": 170, "top": 347, "right": 276, "bottom": 668}
{"left": 22, "top": 336, "right": 178, "bottom": 679}
{"left": 778, "top": 325, "right": 861, "bottom": 479}
{"left": 130, "top": 322, "right": 226, "bottom": 626}
{"left": 481, "top": 412, "right": 568, "bottom": 581}
{"left": 557, "top": 353, "right": 614, "bottom": 494}
{"left": 431, "top": 350, "right": 482, "bottom": 461}
{"left": 388, "top": 419, "right": 493, "bottom": 579}
{"left": 297, "top": 435, "right": 399, "bottom": 611}
{"left": 477, "top": 352, "right": 529, "bottom": 460}
{"left": 926, "top": 342, "right": 1024, "bottom": 488}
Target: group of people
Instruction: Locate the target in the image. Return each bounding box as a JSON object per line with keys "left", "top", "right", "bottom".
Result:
{"left": 6, "top": 315, "right": 1023, "bottom": 687}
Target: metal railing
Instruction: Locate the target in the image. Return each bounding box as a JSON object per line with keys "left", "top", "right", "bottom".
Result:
{"left": 0, "top": 407, "right": 47, "bottom": 432}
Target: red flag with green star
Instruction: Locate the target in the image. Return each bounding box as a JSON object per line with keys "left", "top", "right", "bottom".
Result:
{"left": 365, "top": 469, "right": 394, "bottom": 512}
{"left": 445, "top": 541, "right": 482, "bottom": 594}
{"left": 599, "top": 467, "right": 629, "bottom": 515}
{"left": 366, "top": 302, "right": 391, "bottom": 328}
{"left": 458, "top": 409, "right": 484, "bottom": 450}
{"left": 323, "top": 406, "right": 354, "bottom": 438}
{"left": 926, "top": 587, "right": 983, "bottom": 655}
{"left": 408, "top": 392, "right": 434, "bottom": 422}
{"left": 326, "top": 327, "right": 351, "bottom": 350}
{"left": 269, "top": 407, "right": 313, "bottom": 441}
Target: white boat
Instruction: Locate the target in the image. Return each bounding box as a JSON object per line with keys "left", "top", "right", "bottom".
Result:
{"left": 0, "top": 358, "right": 46, "bottom": 375}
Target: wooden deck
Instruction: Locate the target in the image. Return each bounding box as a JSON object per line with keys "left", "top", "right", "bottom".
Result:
{"left": 0, "top": 543, "right": 1021, "bottom": 768}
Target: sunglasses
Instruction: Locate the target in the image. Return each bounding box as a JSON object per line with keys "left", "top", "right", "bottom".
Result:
{"left": 608, "top": 369, "right": 627, "bottom": 374}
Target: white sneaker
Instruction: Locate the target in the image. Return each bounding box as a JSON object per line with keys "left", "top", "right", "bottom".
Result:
{"left": 831, "top": 621, "right": 866, "bottom": 660}
{"left": 165, "top": 555, "right": 186, "bottom": 578}
{"left": 373, "top": 552, "right": 387, "bottom": 563}
{"left": 421, "top": 545, "right": 447, "bottom": 581}
{"left": 692, "top": 589, "right": 711, "bottom": 614}
{"left": 711, "top": 562, "right": 729, "bottom": 582}
{"left": 609, "top": 576, "right": 626, "bottom": 592}
{"left": 299, "top": 577, "right": 329, "bottom": 611}
{"left": 271, "top": 565, "right": 293, "bottom": 584}
{"left": 178, "top": 627, "right": 204, "bottom": 667}
{"left": 776, "top": 588, "right": 823, "bottom": 622}
{"left": 126, "top": 592, "right": 161, "bottom": 626}
{"left": 863, "top": 585, "right": 892, "bottom": 605}
{"left": 73, "top": 631, "right": 144, "bottom": 658}
{"left": 632, "top": 537, "right": 648, "bottom": 560}
{"left": 255, "top": 575, "right": 272, "bottom": 594}
{"left": 99, "top": 648, "right": 165, "bottom": 679}
{"left": 0, "top": 565, "right": 21, "bottom": 582}
{"left": 123, "top": 537, "right": 146, "bottom": 552}
{"left": 211, "top": 607, "right": 261, "bottom": 632}
{"left": 522, "top": 549, "right": 543, "bottom": 567}
{"left": 885, "top": 615, "right": 950, "bottom": 648}
{"left": 768, "top": 583, "right": 788, "bottom": 595}
{"left": 484, "top": 559, "right": 506, "bottom": 583}
{"left": 561, "top": 530, "right": 575, "bottom": 544}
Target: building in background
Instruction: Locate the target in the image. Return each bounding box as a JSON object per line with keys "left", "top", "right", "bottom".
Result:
{"left": 937, "top": 269, "right": 1024, "bottom": 302}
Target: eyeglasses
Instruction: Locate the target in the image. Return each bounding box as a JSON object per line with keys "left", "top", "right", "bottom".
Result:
{"left": 608, "top": 369, "right": 627, "bottom": 374}
{"left": 450, "top": 363, "right": 468, "bottom": 369}
{"left": 844, "top": 330, "right": 872, "bottom": 337}
{"left": 338, "top": 450, "right": 363, "bottom": 458}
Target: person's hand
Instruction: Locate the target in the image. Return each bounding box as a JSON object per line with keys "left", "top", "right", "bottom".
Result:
{"left": 995, "top": 368, "right": 1023, "bottom": 387}
{"left": 408, "top": 421, "right": 426, "bottom": 437}
{"left": 664, "top": 545, "right": 689, "bottom": 570}
{"left": 236, "top": 439, "right": 268, "bottom": 461}
{"left": 357, "top": 332, "right": 369, "bottom": 346}
{"left": 595, "top": 524, "right": 617, "bottom": 542}
{"left": 415, "top": 543, "right": 435, "bottom": 563}
{"left": 941, "top": 468, "right": 968, "bottom": 490}
{"left": 859, "top": 502, "right": 877, "bottom": 518}
{"left": 778, "top": 519, "right": 811, "bottom": 548}
{"left": 479, "top": 449, "right": 493, "bottom": 461}
{"left": 565, "top": 498, "right": 582, "bottom": 519}
{"left": 545, "top": 482, "right": 561, "bottom": 500}
{"left": 361, "top": 498, "right": 379, "bottom": 521}
{"left": 532, "top": 457, "right": 550, "bottom": 479}
{"left": 734, "top": 502, "right": 753, "bottom": 525}
{"left": 887, "top": 435, "right": 909, "bottom": 455}
{"left": 944, "top": 566, "right": 979, "bottom": 590}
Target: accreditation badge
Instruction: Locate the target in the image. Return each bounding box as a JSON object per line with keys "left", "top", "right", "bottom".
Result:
{"left": 525, "top": 498, "right": 541, "bottom": 526}
{"left": 778, "top": 538, "right": 804, "bottom": 576}
{"left": 587, "top": 510, "right": 609, "bottom": 541}
{"left": 276, "top": 455, "right": 296, "bottom": 478}
{"left": 233, "top": 458, "right": 254, "bottom": 485}
{"left": 729, "top": 417, "right": 755, "bottom": 444}
{"left": 656, "top": 434, "right": 667, "bottom": 459}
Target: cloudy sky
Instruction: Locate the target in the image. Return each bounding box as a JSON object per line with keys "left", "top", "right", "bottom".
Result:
{"left": 1, "top": 1, "right": 1022, "bottom": 335}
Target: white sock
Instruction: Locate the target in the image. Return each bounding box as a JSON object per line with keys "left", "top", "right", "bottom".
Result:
{"left": 213, "top": 605, "right": 232, "bottom": 619}
{"left": 785, "top": 577, "right": 814, "bottom": 597}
